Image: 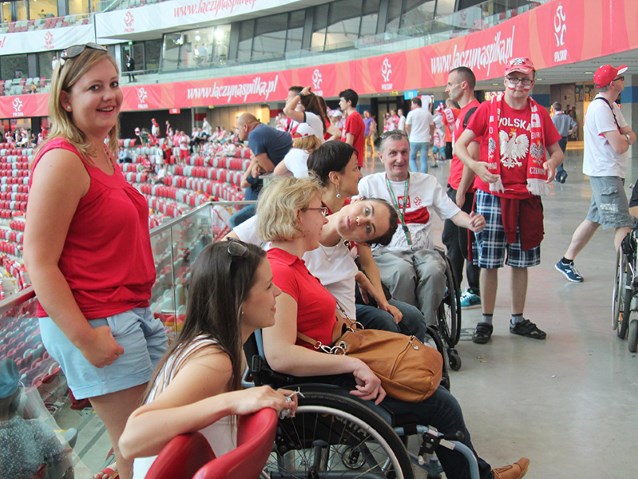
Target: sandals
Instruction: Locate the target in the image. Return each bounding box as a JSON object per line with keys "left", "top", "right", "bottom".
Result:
{"left": 472, "top": 322, "right": 493, "bottom": 344}
{"left": 93, "top": 466, "right": 119, "bottom": 479}
{"left": 510, "top": 319, "right": 547, "bottom": 340}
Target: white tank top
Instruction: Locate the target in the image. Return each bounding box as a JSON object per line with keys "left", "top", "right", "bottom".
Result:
{"left": 132, "top": 335, "right": 237, "bottom": 479}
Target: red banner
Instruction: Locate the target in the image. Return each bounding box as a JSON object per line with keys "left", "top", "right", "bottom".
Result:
{"left": 4, "top": 0, "right": 638, "bottom": 118}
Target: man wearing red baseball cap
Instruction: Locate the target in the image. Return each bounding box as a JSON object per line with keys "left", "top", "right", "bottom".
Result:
{"left": 556, "top": 65, "right": 636, "bottom": 283}
{"left": 454, "top": 57, "right": 563, "bottom": 346}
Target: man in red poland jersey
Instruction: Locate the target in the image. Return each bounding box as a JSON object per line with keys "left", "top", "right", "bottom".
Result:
{"left": 455, "top": 57, "right": 563, "bottom": 344}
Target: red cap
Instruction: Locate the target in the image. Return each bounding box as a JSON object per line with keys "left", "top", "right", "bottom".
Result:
{"left": 594, "top": 64, "right": 628, "bottom": 87}
{"left": 505, "top": 57, "right": 535, "bottom": 76}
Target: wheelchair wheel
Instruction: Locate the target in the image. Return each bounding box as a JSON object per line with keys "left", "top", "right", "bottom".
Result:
{"left": 437, "top": 254, "right": 461, "bottom": 348}
{"left": 447, "top": 348, "right": 462, "bottom": 371}
{"left": 265, "top": 389, "right": 414, "bottom": 479}
{"left": 628, "top": 319, "right": 638, "bottom": 353}
{"left": 612, "top": 248, "right": 629, "bottom": 338}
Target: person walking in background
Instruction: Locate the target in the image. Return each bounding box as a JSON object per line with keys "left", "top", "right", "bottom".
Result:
{"left": 126, "top": 53, "right": 136, "bottom": 82}
{"left": 339, "top": 88, "right": 365, "bottom": 167}
{"left": 551, "top": 101, "right": 577, "bottom": 183}
{"left": 363, "top": 110, "right": 377, "bottom": 168}
{"left": 455, "top": 57, "right": 563, "bottom": 344}
{"left": 555, "top": 65, "right": 636, "bottom": 283}
{"left": 405, "top": 97, "right": 434, "bottom": 173}
{"left": 397, "top": 108, "right": 406, "bottom": 131}
{"left": 23, "top": 44, "right": 168, "bottom": 479}
{"left": 441, "top": 99, "right": 459, "bottom": 161}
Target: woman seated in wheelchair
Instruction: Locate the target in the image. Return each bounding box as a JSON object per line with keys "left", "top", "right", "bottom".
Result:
{"left": 257, "top": 176, "right": 529, "bottom": 479}
{"left": 231, "top": 140, "right": 427, "bottom": 340}
{"left": 119, "top": 241, "right": 297, "bottom": 479}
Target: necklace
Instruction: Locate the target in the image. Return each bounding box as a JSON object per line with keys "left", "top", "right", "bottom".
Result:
{"left": 100, "top": 144, "right": 115, "bottom": 174}
{"left": 384, "top": 174, "right": 412, "bottom": 247}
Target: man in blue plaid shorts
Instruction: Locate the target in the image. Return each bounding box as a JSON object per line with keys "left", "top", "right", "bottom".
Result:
{"left": 454, "top": 58, "right": 563, "bottom": 344}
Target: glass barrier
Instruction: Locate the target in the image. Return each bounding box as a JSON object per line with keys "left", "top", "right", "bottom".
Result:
{"left": 0, "top": 199, "right": 251, "bottom": 474}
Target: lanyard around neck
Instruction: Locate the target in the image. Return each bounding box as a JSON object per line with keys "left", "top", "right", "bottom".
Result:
{"left": 384, "top": 174, "right": 412, "bottom": 246}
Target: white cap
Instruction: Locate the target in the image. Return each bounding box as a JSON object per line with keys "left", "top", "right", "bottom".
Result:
{"left": 291, "top": 122, "right": 317, "bottom": 138}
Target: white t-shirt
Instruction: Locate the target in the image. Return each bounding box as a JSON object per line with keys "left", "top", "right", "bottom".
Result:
{"left": 398, "top": 115, "right": 406, "bottom": 131}
{"left": 357, "top": 172, "right": 460, "bottom": 252}
{"left": 405, "top": 108, "right": 433, "bottom": 143}
{"left": 233, "top": 217, "right": 359, "bottom": 318}
{"left": 282, "top": 148, "right": 310, "bottom": 178}
{"left": 303, "top": 241, "right": 359, "bottom": 319}
{"left": 583, "top": 94, "right": 629, "bottom": 178}
{"left": 290, "top": 112, "right": 324, "bottom": 142}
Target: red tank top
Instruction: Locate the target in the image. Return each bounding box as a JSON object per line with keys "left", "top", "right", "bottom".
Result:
{"left": 31, "top": 138, "right": 155, "bottom": 319}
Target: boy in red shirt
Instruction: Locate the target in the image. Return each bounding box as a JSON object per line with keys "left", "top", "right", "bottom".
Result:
{"left": 455, "top": 57, "right": 563, "bottom": 344}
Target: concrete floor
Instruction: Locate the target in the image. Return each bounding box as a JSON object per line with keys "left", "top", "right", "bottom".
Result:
{"left": 421, "top": 146, "right": 638, "bottom": 479}
{"left": 67, "top": 145, "right": 638, "bottom": 478}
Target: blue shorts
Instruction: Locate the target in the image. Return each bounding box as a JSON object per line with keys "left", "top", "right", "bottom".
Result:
{"left": 39, "top": 307, "right": 168, "bottom": 399}
{"left": 472, "top": 190, "right": 541, "bottom": 269}
{"left": 587, "top": 176, "right": 634, "bottom": 229}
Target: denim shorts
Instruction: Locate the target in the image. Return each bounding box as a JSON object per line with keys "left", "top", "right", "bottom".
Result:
{"left": 39, "top": 307, "right": 168, "bottom": 399}
{"left": 587, "top": 176, "right": 634, "bottom": 229}
{"left": 472, "top": 190, "right": 541, "bottom": 269}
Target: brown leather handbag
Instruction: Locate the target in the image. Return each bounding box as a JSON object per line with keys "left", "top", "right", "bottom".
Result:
{"left": 298, "top": 314, "right": 442, "bottom": 403}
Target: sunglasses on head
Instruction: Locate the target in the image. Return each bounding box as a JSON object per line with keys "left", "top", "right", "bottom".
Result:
{"left": 59, "top": 43, "right": 108, "bottom": 66}
{"left": 226, "top": 239, "right": 249, "bottom": 258}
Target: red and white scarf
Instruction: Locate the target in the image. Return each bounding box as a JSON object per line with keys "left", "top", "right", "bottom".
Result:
{"left": 486, "top": 93, "right": 548, "bottom": 196}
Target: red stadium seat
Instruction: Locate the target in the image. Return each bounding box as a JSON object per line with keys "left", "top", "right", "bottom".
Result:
{"left": 193, "top": 408, "right": 278, "bottom": 479}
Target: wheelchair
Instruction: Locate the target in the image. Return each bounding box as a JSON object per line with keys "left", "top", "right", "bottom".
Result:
{"left": 613, "top": 230, "right": 638, "bottom": 352}
{"left": 434, "top": 248, "right": 462, "bottom": 371}
{"left": 243, "top": 331, "right": 481, "bottom": 479}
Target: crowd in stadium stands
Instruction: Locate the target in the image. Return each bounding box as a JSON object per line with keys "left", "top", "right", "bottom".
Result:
{"left": 0, "top": 14, "right": 90, "bottom": 35}
{"left": 0, "top": 118, "right": 249, "bottom": 301}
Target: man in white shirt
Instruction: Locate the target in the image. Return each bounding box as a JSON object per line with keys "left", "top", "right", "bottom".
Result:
{"left": 556, "top": 64, "right": 637, "bottom": 282}
{"left": 405, "top": 97, "right": 434, "bottom": 173}
{"left": 358, "top": 131, "right": 485, "bottom": 324}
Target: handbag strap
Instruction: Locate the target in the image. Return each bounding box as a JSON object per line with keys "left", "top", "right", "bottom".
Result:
{"left": 296, "top": 305, "right": 360, "bottom": 353}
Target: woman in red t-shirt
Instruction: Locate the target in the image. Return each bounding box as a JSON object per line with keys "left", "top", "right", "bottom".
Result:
{"left": 24, "top": 44, "right": 168, "bottom": 479}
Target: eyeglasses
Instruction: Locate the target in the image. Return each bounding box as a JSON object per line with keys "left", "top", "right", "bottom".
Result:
{"left": 505, "top": 76, "right": 534, "bottom": 86}
{"left": 59, "top": 43, "right": 108, "bottom": 66}
{"left": 226, "top": 239, "right": 249, "bottom": 258}
{"left": 304, "top": 206, "right": 329, "bottom": 217}
{"left": 381, "top": 129, "right": 408, "bottom": 141}
{"left": 613, "top": 76, "right": 625, "bottom": 82}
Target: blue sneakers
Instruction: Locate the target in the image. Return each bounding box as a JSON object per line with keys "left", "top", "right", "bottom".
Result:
{"left": 460, "top": 289, "right": 481, "bottom": 308}
{"left": 555, "top": 260, "right": 583, "bottom": 282}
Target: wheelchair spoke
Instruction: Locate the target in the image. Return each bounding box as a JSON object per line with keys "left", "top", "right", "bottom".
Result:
{"left": 263, "top": 392, "right": 413, "bottom": 478}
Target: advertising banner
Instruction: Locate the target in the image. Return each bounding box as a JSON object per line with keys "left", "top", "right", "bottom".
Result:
{"left": 4, "top": 0, "right": 638, "bottom": 117}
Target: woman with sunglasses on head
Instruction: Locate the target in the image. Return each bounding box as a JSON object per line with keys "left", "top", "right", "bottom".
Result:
{"left": 258, "top": 177, "right": 530, "bottom": 479}
{"left": 23, "top": 44, "right": 168, "bottom": 479}
{"left": 119, "top": 241, "right": 296, "bottom": 479}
